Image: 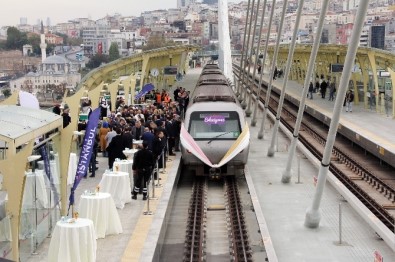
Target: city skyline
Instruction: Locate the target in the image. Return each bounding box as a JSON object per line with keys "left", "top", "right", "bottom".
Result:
{"left": 0, "top": 0, "right": 241, "bottom": 27}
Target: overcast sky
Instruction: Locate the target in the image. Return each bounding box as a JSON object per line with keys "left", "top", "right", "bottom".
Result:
{"left": 1, "top": 0, "right": 242, "bottom": 27}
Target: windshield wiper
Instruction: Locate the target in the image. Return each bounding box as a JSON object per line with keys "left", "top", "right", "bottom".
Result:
{"left": 207, "top": 131, "right": 235, "bottom": 144}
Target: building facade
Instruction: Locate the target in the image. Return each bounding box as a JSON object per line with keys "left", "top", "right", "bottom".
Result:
{"left": 10, "top": 55, "right": 81, "bottom": 94}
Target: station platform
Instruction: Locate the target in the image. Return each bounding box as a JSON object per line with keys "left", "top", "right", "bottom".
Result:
{"left": 25, "top": 67, "right": 395, "bottom": 262}
{"left": 246, "top": 114, "right": 395, "bottom": 261}
{"left": 255, "top": 71, "right": 395, "bottom": 163}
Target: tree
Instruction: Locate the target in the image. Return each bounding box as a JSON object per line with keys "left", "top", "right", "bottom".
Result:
{"left": 2, "top": 89, "right": 11, "bottom": 98}
{"left": 28, "top": 34, "right": 41, "bottom": 55}
{"left": 142, "top": 35, "right": 175, "bottom": 51}
{"left": 109, "top": 42, "right": 120, "bottom": 62}
{"left": 6, "top": 27, "right": 28, "bottom": 50}
{"left": 86, "top": 53, "right": 109, "bottom": 69}
{"left": 46, "top": 43, "right": 55, "bottom": 55}
{"left": 0, "top": 40, "right": 6, "bottom": 50}
{"left": 55, "top": 32, "right": 82, "bottom": 46}
{"left": 56, "top": 32, "right": 69, "bottom": 45}
{"left": 68, "top": 37, "right": 83, "bottom": 46}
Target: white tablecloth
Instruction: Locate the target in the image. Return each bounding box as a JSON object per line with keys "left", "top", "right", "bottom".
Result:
{"left": 22, "top": 171, "right": 49, "bottom": 209}
{"left": 114, "top": 160, "right": 133, "bottom": 190}
{"left": 0, "top": 216, "right": 11, "bottom": 241}
{"left": 37, "top": 159, "right": 60, "bottom": 185}
{"left": 36, "top": 152, "right": 77, "bottom": 185}
{"left": 67, "top": 153, "right": 78, "bottom": 185}
{"left": 48, "top": 218, "right": 96, "bottom": 262}
{"left": 99, "top": 171, "right": 131, "bottom": 209}
{"left": 133, "top": 140, "right": 143, "bottom": 149}
{"left": 114, "top": 160, "right": 133, "bottom": 175}
{"left": 122, "top": 149, "right": 138, "bottom": 160}
{"left": 79, "top": 192, "right": 122, "bottom": 239}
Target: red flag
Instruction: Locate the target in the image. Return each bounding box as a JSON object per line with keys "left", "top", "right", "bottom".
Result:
{"left": 98, "top": 42, "right": 103, "bottom": 54}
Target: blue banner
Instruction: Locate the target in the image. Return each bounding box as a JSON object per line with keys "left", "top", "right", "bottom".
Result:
{"left": 69, "top": 107, "right": 100, "bottom": 207}
{"left": 39, "top": 146, "right": 60, "bottom": 206}
{"left": 135, "top": 83, "right": 155, "bottom": 100}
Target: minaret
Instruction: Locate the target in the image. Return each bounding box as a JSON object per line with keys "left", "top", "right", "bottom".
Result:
{"left": 40, "top": 21, "right": 47, "bottom": 63}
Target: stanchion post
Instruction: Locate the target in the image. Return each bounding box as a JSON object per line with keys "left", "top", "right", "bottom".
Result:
{"left": 144, "top": 179, "right": 153, "bottom": 215}
{"left": 151, "top": 161, "right": 159, "bottom": 200}
{"left": 151, "top": 167, "right": 156, "bottom": 199}
{"left": 161, "top": 150, "right": 166, "bottom": 174}
{"left": 155, "top": 154, "right": 163, "bottom": 187}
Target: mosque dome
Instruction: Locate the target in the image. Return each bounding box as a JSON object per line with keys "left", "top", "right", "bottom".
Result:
{"left": 42, "top": 55, "right": 68, "bottom": 64}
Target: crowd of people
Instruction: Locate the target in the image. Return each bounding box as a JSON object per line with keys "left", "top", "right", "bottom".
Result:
{"left": 308, "top": 77, "right": 355, "bottom": 112}
{"left": 307, "top": 77, "right": 337, "bottom": 101}
{"left": 73, "top": 87, "right": 188, "bottom": 200}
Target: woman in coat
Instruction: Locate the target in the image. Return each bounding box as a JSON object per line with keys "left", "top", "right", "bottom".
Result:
{"left": 99, "top": 121, "right": 110, "bottom": 156}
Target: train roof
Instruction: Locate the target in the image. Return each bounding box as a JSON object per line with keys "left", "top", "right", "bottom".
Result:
{"left": 202, "top": 63, "right": 220, "bottom": 70}
{"left": 192, "top": 84, "right": 236, "bottom": 103}
{"left": 201, "top": 69, "right": 223, "bottom": 75}
{"left": 197, "top": 73, "right": 229, "bottom": 86}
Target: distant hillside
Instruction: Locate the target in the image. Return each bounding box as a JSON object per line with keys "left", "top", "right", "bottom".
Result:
{"left": 0, "top": 50, "right": 41, "bottom": 74}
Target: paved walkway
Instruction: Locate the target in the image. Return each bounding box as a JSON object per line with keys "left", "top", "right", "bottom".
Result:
{"left": 246, "top": 105, "right": 395, "bottom": 261}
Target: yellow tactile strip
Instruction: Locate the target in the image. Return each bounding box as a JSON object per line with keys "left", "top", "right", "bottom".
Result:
{"left": 121, "top": 156, "right": 174, "bottom": 262}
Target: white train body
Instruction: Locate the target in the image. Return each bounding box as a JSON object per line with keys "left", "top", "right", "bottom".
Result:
{"left": 181, "top": 64, "right": 249, "bottom": 176}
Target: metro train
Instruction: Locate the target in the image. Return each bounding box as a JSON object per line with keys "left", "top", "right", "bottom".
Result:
{"left": 181, "top": 64, "right": 250, "bottom": 177}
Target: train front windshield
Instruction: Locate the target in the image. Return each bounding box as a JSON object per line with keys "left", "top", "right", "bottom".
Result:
{"left": 188, "top": 112, "right": 241, "bottom": 141}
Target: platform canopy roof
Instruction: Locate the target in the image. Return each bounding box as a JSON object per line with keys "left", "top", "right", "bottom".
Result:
{"left": 0, "top": 105, "right": 62, "bottom": 148}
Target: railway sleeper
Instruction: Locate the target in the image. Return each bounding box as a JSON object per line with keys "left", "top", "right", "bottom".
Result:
{"left": 236, "top": 245, "right": 251, "bottom": 252}
{"left": 387, "top": 193, "right": 394, "bottom": 202}
{"left": 232, "top": 224, "right": 247, "bottom": 231}
{"left": 236, "top": 252, "right": 252, "bottom": 259}
{"left": 231, "top": 214, "right": 246, "bottom": 222}
{"left": 382, "top": 205, "right": 395, "bottom": 210}
{"left": 234, "top": 238, "right": 249, "bottom": 245}
{"left": 185, "top": 234, "right": 201, "bottom": 241}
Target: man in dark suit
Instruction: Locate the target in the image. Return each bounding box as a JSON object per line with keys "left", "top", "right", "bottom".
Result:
{"left": 142, "top": 127, "right": 155, "bottom": 151}
{"left": 131, "top": 120, "right": 144, "bottom": 140}
{"left": 106, "top": 127, "right": 126, "bottom": 169}
{"left": 122, "top": 126, "right": 134, "bottom": 149}
{"left": 132, "top": 141, "right": 154, "bottom": 200}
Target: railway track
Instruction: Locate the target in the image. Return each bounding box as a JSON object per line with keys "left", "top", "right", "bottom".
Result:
{"left": 184, "top": 177, "right": 253, "bottom": 262}
{"left": 234, "top": 66, "right": 395, "bottom": 232}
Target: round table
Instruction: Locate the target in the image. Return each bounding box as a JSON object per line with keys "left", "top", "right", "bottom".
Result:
{"left": 133, "top": 140, "right": 143, "bottom": 149}
{"left": 37, "top": 159, "right": 60, "bottom": 185}
{"left": 114, "top": 160, "right": 134, "bottom": 190}
{"left": 122, "top": 148, "right": 138, "bottom": 160}
{"left": 22, "top": 171, "right": 49, "bottom": 209}
{"left": 48, "top": 218, "right": 96, "bottom": 262}
{"left": 99, "top": 171, "right": 131, "bottom": 209}
{"left": 79, "top": 192, "right": 122, "bottom": 239}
